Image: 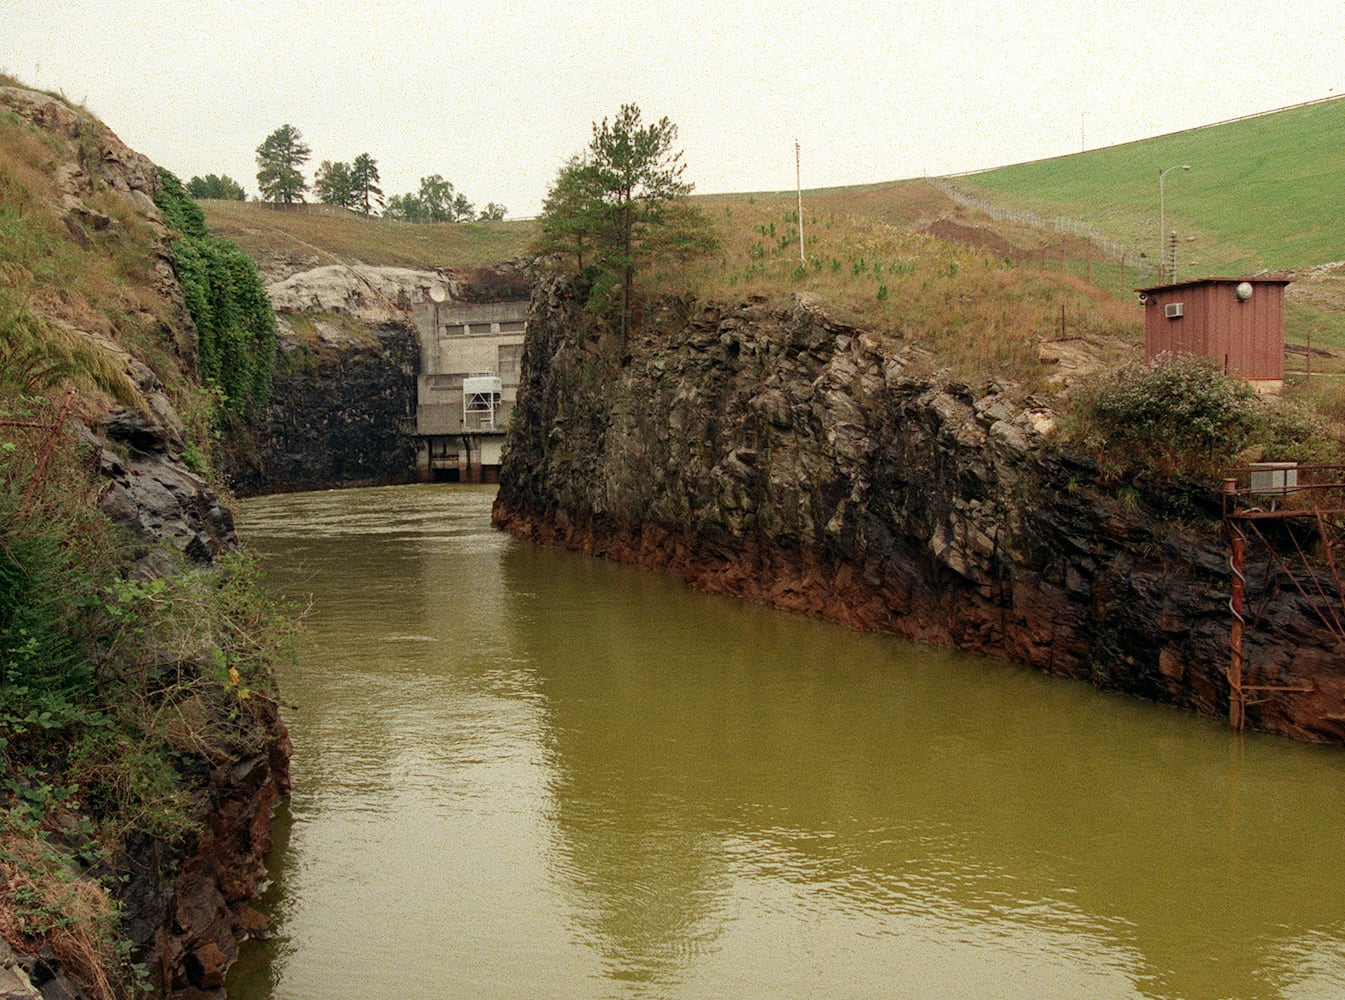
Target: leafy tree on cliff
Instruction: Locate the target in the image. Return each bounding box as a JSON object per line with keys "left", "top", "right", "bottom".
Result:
{"left": 186, "top": 173, "right": 246, "bottom": 200}
{"left": 255, "top": 124, "right": 310, "bottom": 204}
{"left": 538, "top": 104, "right": 717, "bottom": 340}
{"left": 477, "top": 201, "right": 508, "bottom": 221}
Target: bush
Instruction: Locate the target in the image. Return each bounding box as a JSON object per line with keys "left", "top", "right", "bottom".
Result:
{"left": 1070, "top": 353, "right": 1337, "bottom": 479}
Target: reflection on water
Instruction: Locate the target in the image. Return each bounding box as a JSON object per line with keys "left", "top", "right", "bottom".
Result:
{"left": 230, "top": 484, "right": 1345, "bottom": 1000}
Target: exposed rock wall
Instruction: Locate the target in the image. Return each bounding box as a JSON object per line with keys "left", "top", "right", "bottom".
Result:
{"left": 93, "top": 404, "right": 293, "bottom": 1000}
{"left": 228, "top": 318, "right": 419, "bottom": 496}
{"left": 494, "top": 277, "right": 1345, "bottom": 744}
{"left": 0, "top": 85, "right": 290, "bottom": 998}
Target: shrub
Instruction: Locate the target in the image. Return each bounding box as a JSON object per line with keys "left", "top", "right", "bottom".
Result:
{"left": 1071, "top": 354, "right": 1273, "bottom": 479}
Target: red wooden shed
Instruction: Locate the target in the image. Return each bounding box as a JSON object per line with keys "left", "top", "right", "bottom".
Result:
{"left": 1136, "top": 277, "right": 1291, "bottom": 391}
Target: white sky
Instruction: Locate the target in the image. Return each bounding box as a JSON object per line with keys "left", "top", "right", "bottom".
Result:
{"left": 3, "top": 1, "right": 1342, "bottom": 218}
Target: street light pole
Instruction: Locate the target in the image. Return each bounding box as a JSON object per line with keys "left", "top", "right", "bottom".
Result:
{"left": 1158, "top": 164, "right": 1190, "bottom": 282}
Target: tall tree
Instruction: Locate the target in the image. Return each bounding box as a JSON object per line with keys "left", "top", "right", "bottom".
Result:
{"left": 255, "top": 124, "right": 310, "bottom": 204}
{"left": 313, "top": 160, "right": 355, "bottom": 208}
{"left": 350, "top": 153, "right": 383, "bottom": 215}
{"left": 537, "top": 104, "right": 713, "bottom": 340}
{"left": 591, "top": 104, "right": 692, "bottom": 340}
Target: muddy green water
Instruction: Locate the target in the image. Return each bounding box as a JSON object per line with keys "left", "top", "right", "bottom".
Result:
{"left": 228, "top": 484, "right": 1345, "bottom": 1000}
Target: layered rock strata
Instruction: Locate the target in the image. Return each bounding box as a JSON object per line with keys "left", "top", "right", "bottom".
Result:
{"left": 494, "top": 277, "right": 1345, "bottom": 744}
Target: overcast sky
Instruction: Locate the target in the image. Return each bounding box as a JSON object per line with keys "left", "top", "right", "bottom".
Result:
{"left": 4, "top": 1, "right": 1342, "bottom": 218}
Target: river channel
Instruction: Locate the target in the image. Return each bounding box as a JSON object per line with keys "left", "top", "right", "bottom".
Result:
{"left": 228, "top": 484, "right": 1345, "bottom": 999}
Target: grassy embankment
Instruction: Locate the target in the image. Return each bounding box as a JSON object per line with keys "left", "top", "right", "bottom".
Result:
{"left": 201, "top": 198, "right": 535, "bottom": 270}
{"left": 202, "top": 95, "right": 1345, "bottom": 454}
{"left": 1, "top": 79, "right": 288, "bottom": 997}
{"left": 660, "top": 181, "right": 1142, "bottom": 389}
{"left": 955, "top": 95, "right": 1345, "bottom": 351}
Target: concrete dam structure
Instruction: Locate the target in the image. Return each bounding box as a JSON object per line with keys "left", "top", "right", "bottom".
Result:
{"left": 412, "top": 297, "right": 529, "bottom": 483}
{"left": 235, "top": 263, "right": 532, "bottom": 493}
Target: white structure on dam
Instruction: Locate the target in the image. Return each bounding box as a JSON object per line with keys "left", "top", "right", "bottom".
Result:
{"left": 411, "top": 297, "right": 529, "bottom": 482}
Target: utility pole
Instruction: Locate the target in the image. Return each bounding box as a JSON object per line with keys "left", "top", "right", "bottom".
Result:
{"left": 796, "top": 139, "right": 805, "bottom": 264}
{"left": 1158, "top": 164, "right": 1190, "bottom": 282}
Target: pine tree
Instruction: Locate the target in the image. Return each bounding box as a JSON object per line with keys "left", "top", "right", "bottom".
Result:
{"left": 536, "top": 104, "right": 715, "bottom": 340}
{"left": 255, "top": 124, "right": 311, "bottom": 204}
{"left": 350, "top": 153, "right": 383, "bottom": 215}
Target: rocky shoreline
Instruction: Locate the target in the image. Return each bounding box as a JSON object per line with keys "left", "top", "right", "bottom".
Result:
{"left": 494, "top": 276, "right": 1345, "bottom": 744}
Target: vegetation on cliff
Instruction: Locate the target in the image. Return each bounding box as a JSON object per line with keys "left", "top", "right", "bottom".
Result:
{"left": 537, "top": 104, "right": 718, "bottom": 339}
{"left": 1, "top": 79, "right": 291, "bottom": 997}
{"left": 154, "top": 169, "right": 276, "bottom": 418}
{"left": 1, "top": 443, "right": 288, "bottom": 996}
{"left": 1069, "top": 352, "right": 1335, "bottom": 480}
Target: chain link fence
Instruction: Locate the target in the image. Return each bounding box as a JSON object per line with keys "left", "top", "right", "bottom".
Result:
{"left": 927, "top": 177, "right": 1162, "bottom": 293}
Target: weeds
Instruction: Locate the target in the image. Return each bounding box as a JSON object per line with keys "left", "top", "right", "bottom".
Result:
{"left": 644, "top": 185, "right": 1140, "bottom": 389}
{"left": 0, "top": 382, "right": 288, "bottom": 994}
{"left": 0, "top": 822, "right": 121, "bottom": 1000}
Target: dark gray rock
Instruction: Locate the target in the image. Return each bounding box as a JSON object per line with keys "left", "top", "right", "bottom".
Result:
{"left": 226, "top": 320, "right": 419, "bottom": 495}
{"left": 495, "top": 275, "right": 1345, "bottom": 745}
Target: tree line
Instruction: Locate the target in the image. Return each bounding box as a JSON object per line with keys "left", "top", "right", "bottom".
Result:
{"left": 181, "top": 123, "right": 508, "bottom": 221}
{"left": 209, "top": 123, "right": 509, "bottom": 221}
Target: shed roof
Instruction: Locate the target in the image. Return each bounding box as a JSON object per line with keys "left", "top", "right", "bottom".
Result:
{"left": 1135, "top": 275, "right": 1293, "bottom": 294}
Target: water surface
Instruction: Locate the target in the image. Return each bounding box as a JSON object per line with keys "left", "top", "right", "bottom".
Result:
{"left": 229, "top": 484, "right": 1345, "bottom": 999}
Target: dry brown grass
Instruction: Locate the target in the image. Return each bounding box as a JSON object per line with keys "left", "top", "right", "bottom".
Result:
{"left": 0, "top": 831, "right": 120, "bottom": 1000}
{"left": 200, "top": 199, "right": 537, "bottom": 270}
{"left": 651, "top": 181, "right": 1143, "bottom": 388}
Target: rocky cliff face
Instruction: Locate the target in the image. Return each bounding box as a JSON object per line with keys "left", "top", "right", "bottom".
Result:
{"left": 494, "top": 276, "right": 1345, "bottom": 744}
{"left": 228, "top": 315, "right": 419, "bottom": 496}
{"left": 0, "top": 85, "right": 290, "bottom": 998}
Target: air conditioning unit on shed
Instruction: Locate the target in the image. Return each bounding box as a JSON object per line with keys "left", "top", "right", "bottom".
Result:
{"left": 1164, "top": 302, "right": 1184, "bottom": 319}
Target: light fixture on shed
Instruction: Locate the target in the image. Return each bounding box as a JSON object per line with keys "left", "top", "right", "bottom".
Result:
{"left": 1235, "top": 281, "right": 1253, "bottom": 302}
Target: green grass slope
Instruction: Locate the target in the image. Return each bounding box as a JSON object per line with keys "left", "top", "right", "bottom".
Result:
{"left": 955, "top": 96, "right": 1345, "bottom": 274}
